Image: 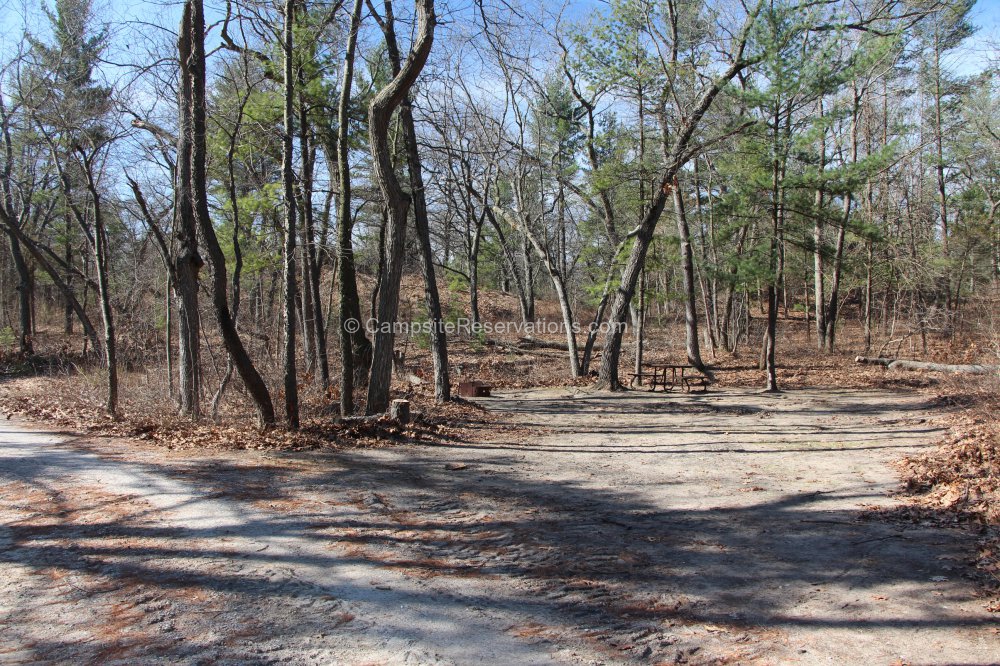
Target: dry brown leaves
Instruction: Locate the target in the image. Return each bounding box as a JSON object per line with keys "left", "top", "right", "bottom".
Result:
{"left": 858, "top": 376, "right": 1000, "bottom": 608}
{"left": 0, "top": 376, "right": 505, "bottom": 453}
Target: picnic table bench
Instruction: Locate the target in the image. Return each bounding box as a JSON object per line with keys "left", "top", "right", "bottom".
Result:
{"left": 628, "top": 363, "right": 710, "bottom": 393}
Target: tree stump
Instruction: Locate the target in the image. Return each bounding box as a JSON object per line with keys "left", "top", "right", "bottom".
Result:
{"left": 390, "top": 399, "right": 410, "bottom": 424}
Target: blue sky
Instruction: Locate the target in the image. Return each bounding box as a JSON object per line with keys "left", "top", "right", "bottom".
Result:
{"left": 956, "top": 0, "right": 999, "bottom": 73}
{"left": 1, "top": 0, "right": 997, "bottom": 75}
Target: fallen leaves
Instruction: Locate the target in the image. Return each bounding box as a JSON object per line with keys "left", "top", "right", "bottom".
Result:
{"left": 0, "top": 376, "right": 516, "bottom": 454}
{"left": 875, "top": 375, "right": 1000, "bottom": 609}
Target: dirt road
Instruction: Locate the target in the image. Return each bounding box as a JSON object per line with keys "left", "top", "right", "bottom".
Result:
{"left": 1, "top": 388, "right": 997, "bottom": 664}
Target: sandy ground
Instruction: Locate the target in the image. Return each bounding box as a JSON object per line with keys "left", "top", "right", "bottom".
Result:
{"left": 1, "top": 387, "right": 997, "bottom": 665}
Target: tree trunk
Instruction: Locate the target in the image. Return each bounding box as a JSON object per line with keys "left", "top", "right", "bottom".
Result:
{"left": 0, "top": 211, "right": 99, "bottom": 352}
{"left": 365, "top": 0, "right": 436, "bottom": 415}
{"left": 581, "top": 274, "right": 612, "bottom": 373}
{"left": 597, "top": 49, "right": 756, "bottom": 389}
{"left": 63, "top": 214, "right": 73, "bottom": 334}
{"left": 186, "top": 0, "right": 275, "bottom": 427}
{"left": 334, "top": 0, "right": 367, "bottom": 417}
{"left": 300, "top": 235, "right": 315, "bottom": 371}
{"left": 281, "top": 0, "right": 299, "bottom": 429}
{"left": 173, "top": 249, "right": 202, "bottom": 416}
{"left": 764, "top": 238, "right": 779, "bottom": 390}
{"left": 765, "top": 281, "right": 778, "bottom": 391}
{"left": 694, "top": 159, "right": 720, "bottom": 352}
{"left": 597, "top": 187, "right": 670, "bottom": 390}
{"left": 932, "top": 32, "right": 951, "bottom": 308}
{"left": 298, "top": 100, "right": 329, "bottom": 391}
{"left": 78, "top": 155, "right": 118, "bottom": 416}
{"left": 824, "top": 213, "right": 847, "bottom": 352}
{"left": 553, "top": 272, "right": 581, "bottom": 378}
{"left": 376, "top": 2, "right": 450, "bottom": 403}
{"left": 823, "top": 94, "right": 858, "bottom": 353}
{"left": 6, "top": 231, "right": 33, "bottom": 354}
{"left": 764, "top": 101, "right": 785, "bottom": 392}
{"left": 673, "top": 181, "right": 705, "bottom": 370}
{"left": 497, "top": 207, "right": 580, "bottom": 378}
{"left": 522, "top": 233, "right": 535, "bottom": 321}
{"left": 864, "top": 240, "right": 873, "bottom": 353}
{"left": 468, "top": 220, "right": 481, "bottom": 326}
{"left": 175, "top": 9, "right": 203, "bottom": 418}
{"left": 813, "top": 147, "right": 826, "bottom": 347}
{"left": 210, "top": 73, "right": 253, "bottom": 418}
{"left": 634, "top": 79, "right": 646, "bottom": 380}
{"left": 634, "top": 270, "right": 645, "bottom": 379}
{"left": 165, "top": 277, "right": 174, "bottom": 400}
{"left": 482, "top": 202, "right": 532, "bottom": 326}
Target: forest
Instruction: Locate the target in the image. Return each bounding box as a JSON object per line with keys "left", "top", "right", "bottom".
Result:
{"left": 1, "top": 0, "right": 999, "bottom": 661}
{"left": 0, "top": 0, "right": 996, "bottom": 424}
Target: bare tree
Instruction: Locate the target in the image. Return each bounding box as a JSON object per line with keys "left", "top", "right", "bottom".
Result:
{"left": 369, "top": 0, "right": 450, "bottom": 403}
{"left": 183, "top": 0, "right": 276, "bottom": 427}
{"left": 281, "top": 0, "right": 300, "bottom": 428}
{"left": 365, "top": 0, "right": 436, "bottom": 415}
{"left": 335, "top": 0, "right": 367, "bottom": 416}
{"left": 174, "top": 5, "right": 204, "bottom": 417}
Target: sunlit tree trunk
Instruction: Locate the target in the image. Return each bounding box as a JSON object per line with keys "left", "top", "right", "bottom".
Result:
{"left": 673, "top": 181, "right": 705, "bottom": 371}
{"left": 373, "top": 0, "right": 450, "bottom": 402}
{"left": 186, "top": 0, "right": 275, "bottom": 427}
{"left": 175, "top": 7, "right": 203, "bottom": 418}
{"left": 365, "top": 0, "right": 436, "bottom": 415}
{"left": 281, "top": 0, "right": 299, "bottom": 428}
{"left": 335, "top": 0, "right": 368, "bottom": 416}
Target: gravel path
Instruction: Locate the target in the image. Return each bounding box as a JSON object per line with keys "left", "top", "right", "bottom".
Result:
{"left": 1, "top": 388, "right": 997, "bottom": 664}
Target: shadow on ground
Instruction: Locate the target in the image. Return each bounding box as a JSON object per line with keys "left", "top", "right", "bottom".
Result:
{"left": 0, "top": 388, "right": 995, "bottom": 664}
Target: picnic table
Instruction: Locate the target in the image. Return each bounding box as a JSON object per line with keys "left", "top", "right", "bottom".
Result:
{"left": 629, "top": 363, "right": 709, "bottom": 393}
